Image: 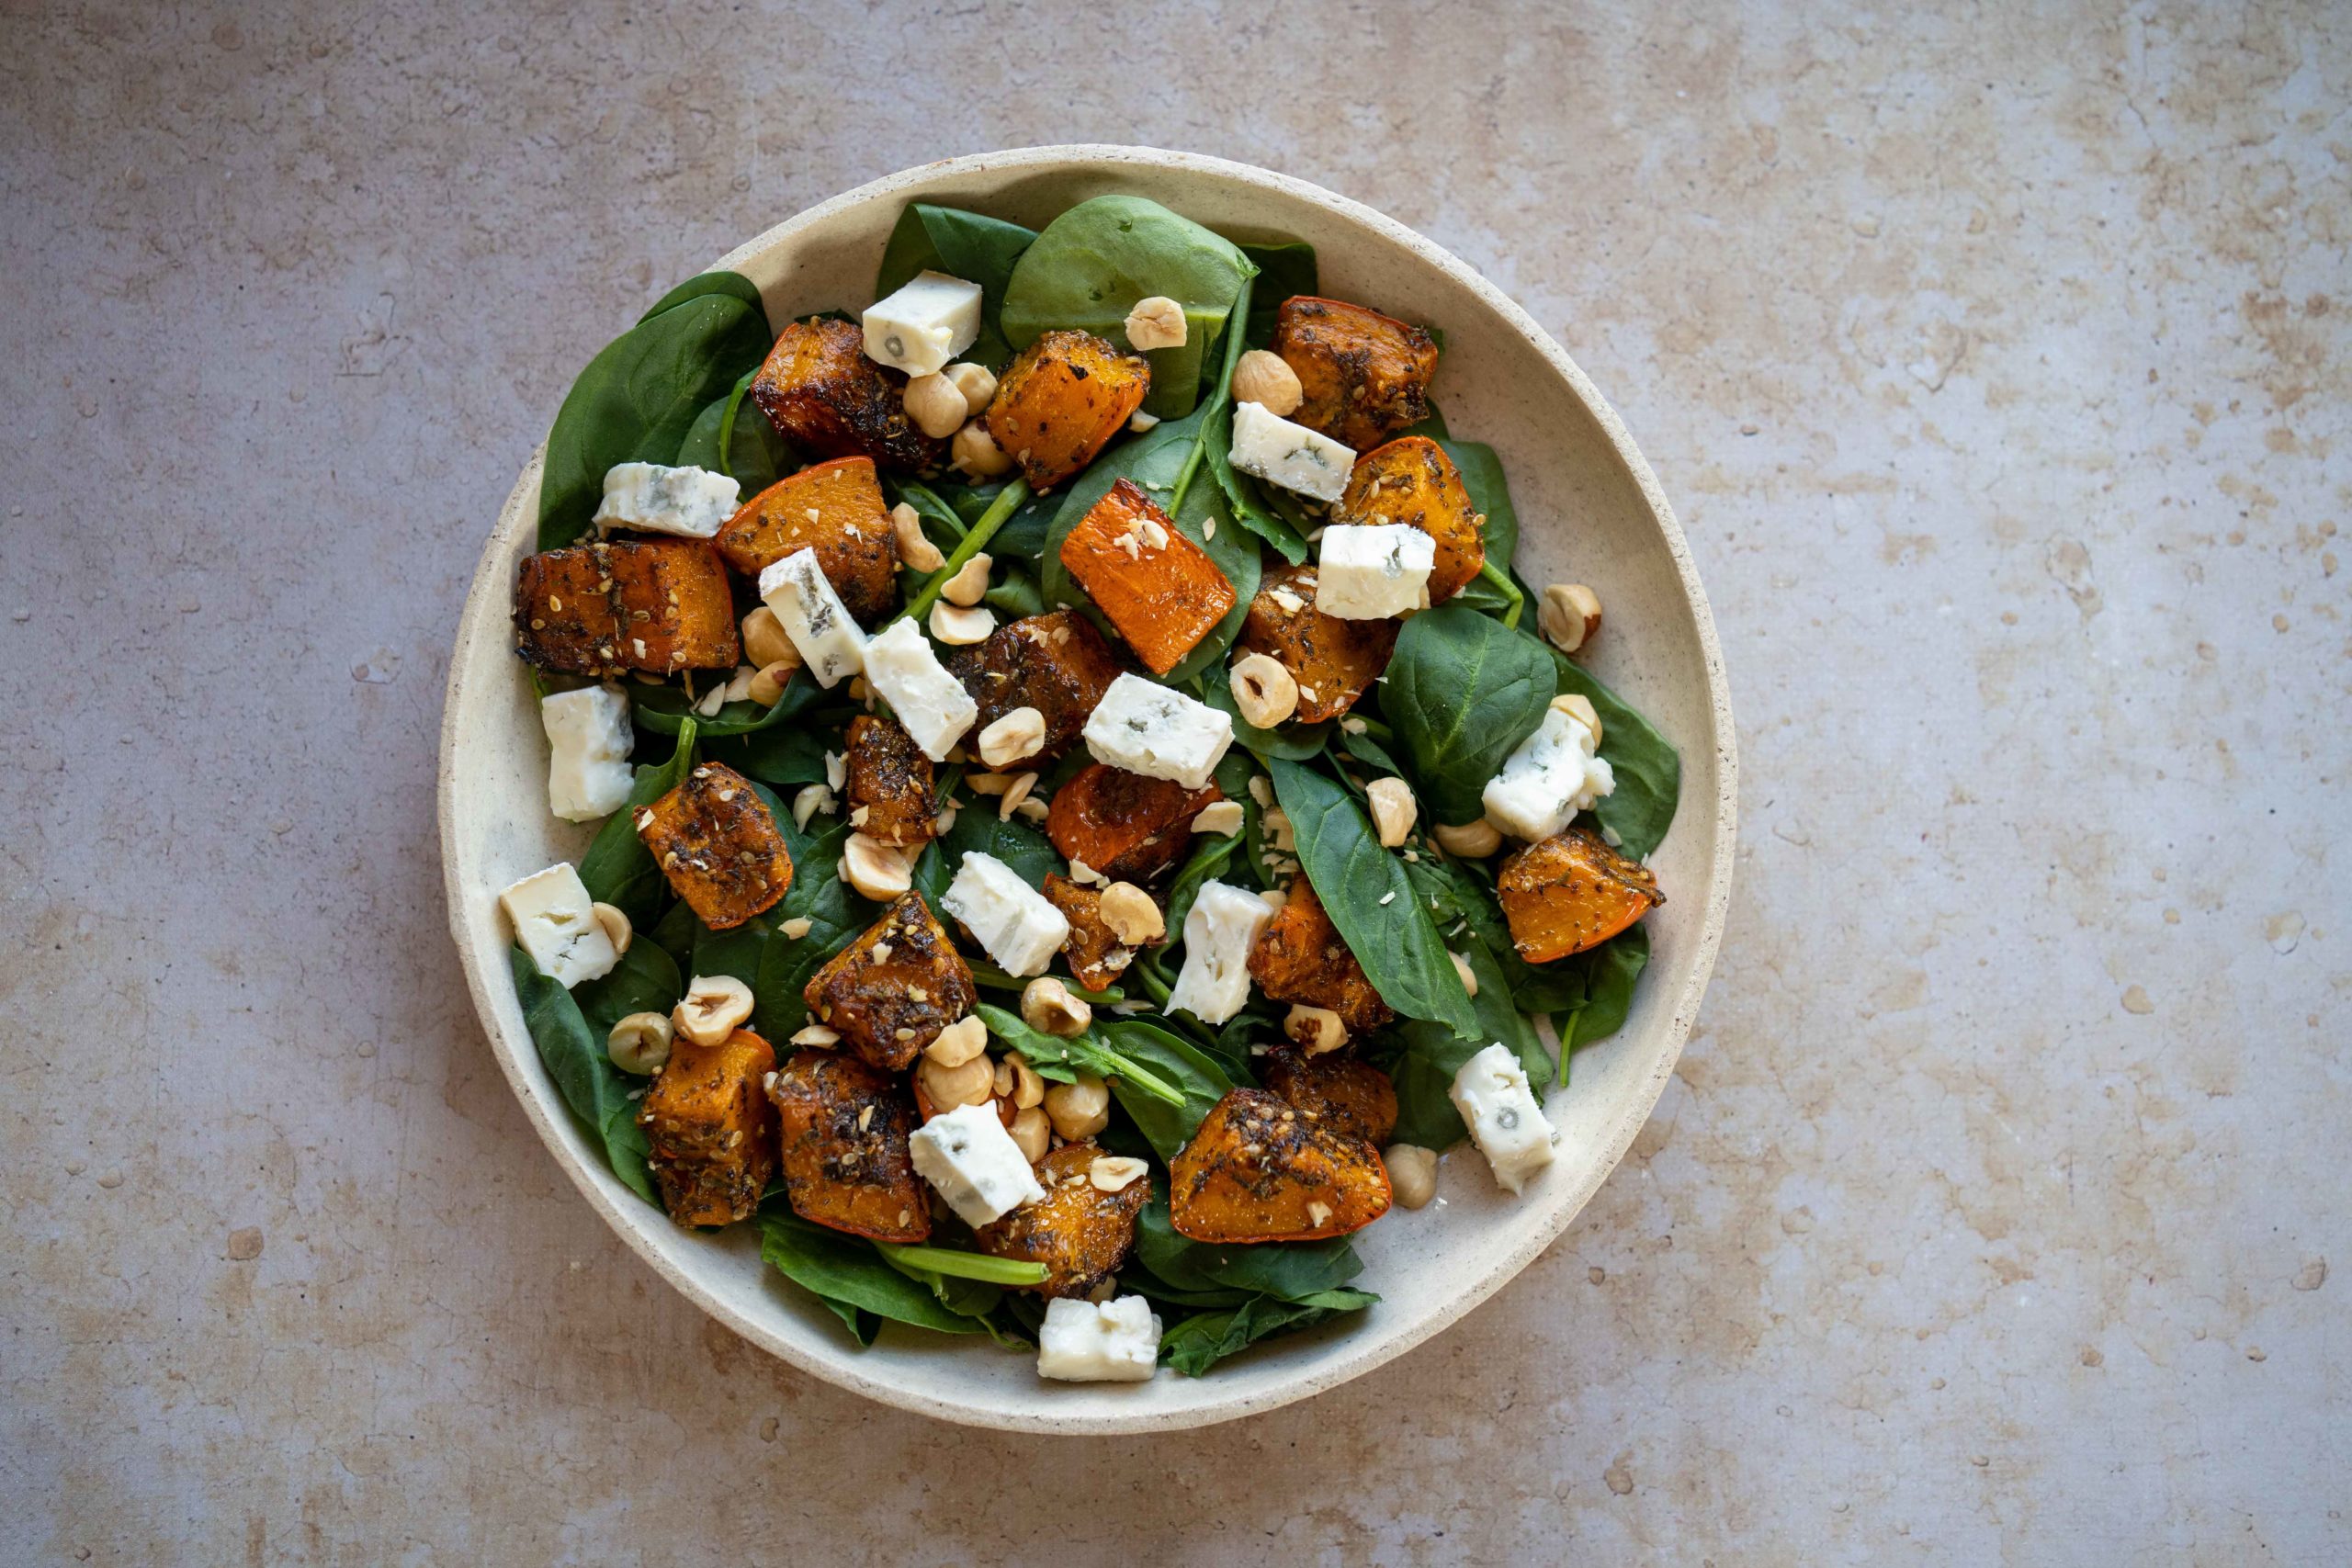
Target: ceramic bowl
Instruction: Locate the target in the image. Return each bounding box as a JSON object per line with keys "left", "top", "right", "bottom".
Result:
{"left": 439, "top": 145, "right": 1736, "bottom": 1434}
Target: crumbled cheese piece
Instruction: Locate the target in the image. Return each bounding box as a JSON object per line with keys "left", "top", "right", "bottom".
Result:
{"left": 498, "top": 863, "right": 619, "bottom": 988}
{"left": 910, "top": 1101, "right": 1046, "bottom": 1227}
{"left": 1165, "top": 880, "right": 1274, "bottom": 1025}
{"left": 1480, "top": 705, "right": 1616, "bottom": 840}
{"left": 1036, "top": 1295, "right": 1161, "bottom": 1382}
{"left": 591, "top": 462, "right": 741, "bottom": 538}
{"left": 941, "top": 852, "right": 1070, "bottom": 977}
{"left": 539, "top": 685, "right": 634, "bottom": 822}
{"left": 758, "top": 548, "right": 867, "bottom": 689}
{"left": 862, "top": 618, "right": 979, "bottom": 761}
{"left": 1315, "top": 525, "right": 1435, "bottom": 619}
{"left": 1228, "top": 400, "right": 1357, "bottom": 502}
{"left": 1449, "top": 1043, "right": 1557, "bottom": 1194}
{"left": 862, "top": 271, "right": 983, "bottom": 377}
{"left": 1080, "top": 673, "right": 1233, "bottom": 791}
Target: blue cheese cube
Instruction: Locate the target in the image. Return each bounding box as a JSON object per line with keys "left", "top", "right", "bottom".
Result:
{"left": 1448, "top": 1043, "right": 1557, "bottom": 1194}
{"left": 1314, "top": 524, "right": 1436, "bottom": 619}
{"left": 862, "top": 618, "right": 978, "bottom": 761}
{"left": 1165, "top": 880, "right": 1274, "bottom": 1025}
{"left": 498, "top": 863, "right": 619, "bottom": 988}
{"left": 1080, "top": 673, "right": 1233, "bottom": 791}
{"left": 1480, "top": 704, "right": 1616, "bottom": 841}
{"left": 540, "top": 685, "right": 635, "bottom": 823}
{"left": 1228, "top": 400, "right": 1358, "bottom": 503}
{"left": 1036, "top": 1295, "right": 1162, "bottom": 1382}
{"left": 941, "top": 852, "right": 1070, "bottom": 977}
{"left": 757, "top": 548, "right": 868, "bottom": 689}
{"left": 910, "top": 1101, "right": 1046, "bottom": 1227}
{"left": 591, "top": 462, "right": 741, "bottom": 538}
{"left": 862, "top": 270, "right": 984, "bottom": 377}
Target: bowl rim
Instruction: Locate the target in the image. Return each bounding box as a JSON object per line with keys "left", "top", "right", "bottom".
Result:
{"left": 438, "top": 143, "right": 1738, "bottom": 1434}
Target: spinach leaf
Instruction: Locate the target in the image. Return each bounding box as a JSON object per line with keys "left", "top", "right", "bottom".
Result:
{"left": 1403, "top": 850, "right": 1584, "bottom": 1016}
{"left": 1382, "top": 605, "right": 1555, "bottom": 827}
{"left": 702, "top": 719, "right": 836, "bottom": 787}
{"left": 631, "top": 671, "right": 822, "bottom": 739}
{"left": 1379, "top": 933, "right": 1546, "bottom": 1148}
{"left": 1269, "top": 760, "right": 1479, "bottom": 1038}
{"left": 1441, "top": 441, "right": 1523, "bottom": 616}
{"left": 1337, "top": 725, "right": 1404, "bottom": 776}
{"left": 1001, "top": 195, "right": 1257, "bottom": 419}
{"left": 1200, "top": 672, "right": 1330, "bottom": 761}
{"left": 571, "top": 938, "right": 684, "bottom": 1040}
{"left": 1238, "top": 242, "right": 1316, "bottom": 344}
{"left": 1541, "top": 644, "right": 1682, "bottom": 861}
{"left": 1159, "top": 1288, "right": 1378, "bottom": 1376}
{"left": 759, "top": 1213, "right": 991, "bottom": 1339}
{"left": 1555, "top": 925, "right": 1650, "bottom": 1085}
{"left": 578, "top": 720, "right": 697, "bottom": 924}
{"left": 1131, "top": 1194, "right": 1366, "bottom": 1299}
{"left": 509, "top": 946, "right": 657, "bottom": 1203}
{"left": 972, "top": 1005, "right": 1182, "bottom": 1104}
{"left": 751, "top": 816, "right": 872, "bottom": 1039}
{"left": 677, "top": 367, "right": 797, "bottom": 496}
{"left": 1204, "top": 400, "right": 1309, "bottom": 561}
{"left": 875, "top": 204, "right": 1039, "bottom": 370}
{"left": 911, "top": 805, "right": 1058, "bottom": 909}
{"left": 538, "top": 292, "right": 773, "bottom": 548}
{"left": 1094, "top": 1021, "right": 1238, "bottom": 1160}
{"left": 639, "top": 270, "right": 766, "bottom": 322}
{"left": 983, "top": 565, "right": 1046, "bottom": 621}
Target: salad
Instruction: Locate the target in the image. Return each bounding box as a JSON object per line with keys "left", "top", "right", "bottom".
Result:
{"left": 495, "top": 194, "right": 1679, "bottom": 1382}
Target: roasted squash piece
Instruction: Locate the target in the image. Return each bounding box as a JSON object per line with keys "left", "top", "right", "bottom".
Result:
{"left": 634, "top": 761, "right": 793, "bottom": 930}
{"left": 1497, "top": 828, "right": 1664, "bottom": 962}
{"left": 1057, "top": 478, "right": 1236, "bottom": 674}
{"left": 1170, "top": 1088, "right": 1391, "bottom": 1243}
{"left": 1233, "top": 563, "right": 1398, "bottom": 723}
{"left": 976, "top": 1143, "right": 1148, "bottom": 1297}
{"left": 986, "top": 329, "right": 1150, "bottom": 489}
{"left": 751, "top": 316, "right": 944, "bottom": 472}
{"left": 1042, "top": 873, "right": 1149, "bottom": 992}
{"left": 803, "top": 892, "right": 978, "bottom": 1071}
{"left": 1273, "top": 296, "right": 1439, "bottom": 451}
{"left": 1046, "top": 762, "right": 1221, "bottom": 883}
{"left": 514, "top": 539, "right": 740, "bottom": 677}
{"left": 1336, "top": 436, "right": 1483, "bottom": 604}
{"left": 842, "top": 714, "right": 936, "bottom": 849}
{"left": 1247, "top": 880, "right": 1393, "bottom": 1034}
{"left": 639, "top": 1027, "right": 776, "bottom": 1227}
{"left": 714, "top": 457, "right": 899, "bottom": 624}
{"left": 765, "top": 1050, "right": 930, "bottom": 1242}
{"left": 944, "top": 609, "right": 1130, "bottom": 767}
{"left": 1260, "top": 1046, "right": 1398, "bottom": 1149}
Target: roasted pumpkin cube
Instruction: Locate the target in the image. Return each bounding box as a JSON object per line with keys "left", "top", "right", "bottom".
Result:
{"left": 1273, "top": 296, "right": 1439, "bottom": 451}
{"left": 634, "top": 761, "right": 793, "bottom": 930}
{"left": 1247, "top": 880, "right": 1393, "bottom": 1034}
{"left": 1497, "top": 828, "right": 1664, "bottom": 963}
{"left": 1336, "top": 436, "right": 1483, "bottom": 604}
{"left": 1057, "top": 478, "right": 1236, "bottom": 674}
{"left": 639, "top": 1027, "right": 777, "bottom": 1227}
{"left": 1260, "top": 1046, "right": 1398, "bottom": 1149}
{"left": 802, "top": 892, "right": 978, "bottom": 1071}
{"left": 750, "top": 316, "right": 944, "bottom": 472}
{"left": 514, "top": 539, "right": 739, "bottom": 677}
{"left": 842, "top": 715, "right": 936, "bottom": 849}
{"left": 1041, "top": 873, "right": 1150, "bottom": 992}
{"left": 1046, "top": 762, "right": 1221, "bottom": 884}
{"left": 765, "top": 1050, "right": 931, "bottom": 1242}
{"left": 1169, "top": 1088, "right": 1391, "bottom": 1243}
{"left": 987, "top": 329, "right": 1150, "bottom": 490}
{"left": 944, "top": 609, "right": 1130, "bottom": 767}
{"left": 1233, "top": 563, "right": 1398, "bottom": 723}
{"left": 714, "top": 456, "right": 899, "bottom": 624}
{"left": 976, "top": 1143, "right": 1148, "bottom": 1298}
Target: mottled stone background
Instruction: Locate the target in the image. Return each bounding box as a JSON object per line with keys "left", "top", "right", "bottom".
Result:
{"left": 4, "top": 0, "right": 2345, "bottom": 1562}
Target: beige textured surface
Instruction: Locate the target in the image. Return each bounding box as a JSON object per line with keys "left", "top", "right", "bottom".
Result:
{"left": 4, "top": 1, "right": 2345, "bottom": 1562}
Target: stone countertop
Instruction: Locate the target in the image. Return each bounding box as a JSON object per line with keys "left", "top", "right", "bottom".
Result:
{"left": 4, "top": 3, "right": 2344, "bottom": 1562}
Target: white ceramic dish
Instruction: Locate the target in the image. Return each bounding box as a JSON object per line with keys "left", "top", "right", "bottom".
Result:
{"left": 439, "top": 146, "right": 1736, "bottom": 1434}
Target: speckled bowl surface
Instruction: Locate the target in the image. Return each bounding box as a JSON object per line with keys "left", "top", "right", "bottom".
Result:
{"left": 439, "top": 146, "right": 1736, "bottom": 1434}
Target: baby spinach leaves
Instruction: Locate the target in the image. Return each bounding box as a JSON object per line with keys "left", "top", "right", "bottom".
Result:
{"left": 1128, "top": 1195, "right": 1376, "bottom": 1372}
{"left": 1554, "top": 925, "right": 1650, "bottom": 1081}
{"left": 1094, "top": 1021, "right": 1238, "bottom": 1159}
{"left": 1158, "top": 1289, "right": 1378, "bottom": 1376}
{"left": 538, "top": 281, "right": 773, "bottom": 548}
{"left": 509, "top": 946, "right": 658, "bottom": 1204}
{"left": 639, "top": 270, "right": 765, "bottom": 321}
{"left": 1269, "top": 760, "right": 1479, "bottom": 1039}
{"left": 1442, "top": 441, "right": 1524, "bottom": 618}
{"left": 1238, "top": 242, "right": 1316, "bottom": 345}
{"left": 875, "top": 204, "right": 1038, "bottom": 370}
{"left": 1543, "top": 646, "right": 1682, "bottom": 861}
{"left": 1382, "top": 605, "right": 1555, "bottom": 827}
{"left": 911, "top": 806, "right": 1057, "bottom": 910}
{"left": 759, "top": 1213, "right": 999, "bottom": 1344}
{"left": 578, "top": 720, "right": 697, "bottom": 924}
{"left": 973, "top": 1005, "right": 1182, "bottom": 1105}
{"left": 1379, "top": 934, "right": 1545, "bottom": 1147}
{"left": 675, "top": 367, "right": 796, "bottom": 497}
{"left": 750, "top": 816, "right": 872, "bottom": 1039}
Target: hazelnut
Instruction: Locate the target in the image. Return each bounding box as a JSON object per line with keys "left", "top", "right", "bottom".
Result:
{"left": 1009, "top": 1105, "right": 1051, "bottom": 1164}
{"left": 1097, "top": 882, "right": 1164, "bottom": 945}
{"left": 903, "top": 371, "right": 970, "bottom": 440}
{"left": 1539, "top": 583, "right": 1602, "bottom": 654}
{"left": 942, "top": 361, "right": 998, "bottom": 412}
{"left": 1364, "top": 777, "right": 1418, "bottom": 848}
{"left": 1228, "top": 651, "right": 1299, "bottom": 728}
{"left": 1124, "top": 295, "right": 1188, "bottom": 351}
{"left": 792, "top": 784, "right": 837, "bottom": 831}
{"left": 1433, "top": 818, "right": 1503, "bottom": 858}
{"left": 1192, "top": 800, "right": 1245, "bottom": 836}
{"left": 842, "top": 831, "right": 912, "bottom": 901}
{"left": 889, "top": 502, "right": 945, "bottom": 572}
{"left": 1007, "top": 1055, "right": 1046, "bottom": 1110}
{"left": 741, "top": 606, "right": 798, "bottom": 670}
{"left": 1550, "top": 691, "right": 1602, "bottom": 747}
{"left": 998, "top": 772, "right": 1040, "bottom": 822}
{"left": 928, "top": 600, "right": 995, "bottom": 646}
{"left": 606, "top": 1011, "right": 673, "bottom": 1076}
{"left": 1042, "top": 1072, "right": 1111, "bottom": 1140}
{"left": 790, "top": 1023, "right": 840, "bottom": 1049}
{"left": 978, "top": 705, "right": 1046, "bottom": 769}
{"left": 673, "top": 975, "right": 753, "bottom": 1047}
{"left": 1449, "top": 951, "right": 1480, "bottom": 998}
{"left": 1021, "top": 976, "right": 1092, "bottom": 1038}
{"left": 952, "top": 421, "right": 1014, "bottom": 479}
{"left": 1385, "top": 1144, "right": 1439, "bottom": 1209}
{"left": 918, "top": 1052, "right": 995, "bottom": 1111}
{"left": 924, "top": 1015, "right": 989, "bottom": 1068}
{"left": 747, "top": 660, "right": 797, "bottom": 706}
{"left": 1088, "top": 1156, "right": 1148, "bottom": 1192}
{"left": 590, "top": 901, "right": 632, "bottom": 957}
{"left": 1284, "top": 1004, "right": 1347, "bottom": 1055}
{"left": 1231, "top": 350, "right": 1304, "bottom": 417}
{"left": 941, "top": 551, "right": 993, "bottom": 607}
